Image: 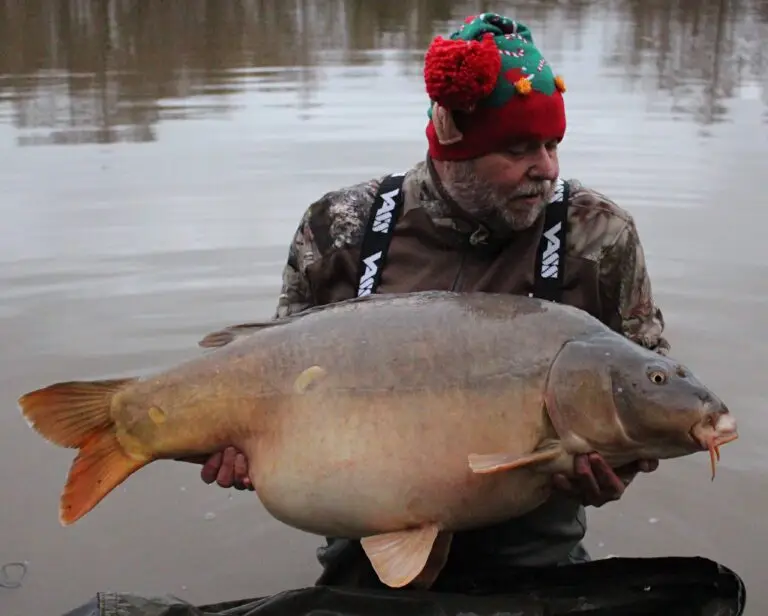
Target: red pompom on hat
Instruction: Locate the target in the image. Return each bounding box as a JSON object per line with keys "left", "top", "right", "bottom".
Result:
{"left": 424, "top": 33, "right": 501, "bottom": 112}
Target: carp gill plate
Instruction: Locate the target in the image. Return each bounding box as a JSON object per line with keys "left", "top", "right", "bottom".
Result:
{"left": 17, "top": 291, "right": 738, "bottom": 589}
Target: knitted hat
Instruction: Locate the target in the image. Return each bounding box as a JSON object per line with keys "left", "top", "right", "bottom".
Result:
{"left": 424, "top": 13, "right": 567, "bottom": 161}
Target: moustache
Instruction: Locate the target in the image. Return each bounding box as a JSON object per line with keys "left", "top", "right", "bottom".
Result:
{"left": 509, "top": 181, "right": 552, "bottom": 200}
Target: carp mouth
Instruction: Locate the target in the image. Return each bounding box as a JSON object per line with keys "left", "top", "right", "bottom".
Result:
{"left": 689, "top": 410, "right": 738, "bottom": 481}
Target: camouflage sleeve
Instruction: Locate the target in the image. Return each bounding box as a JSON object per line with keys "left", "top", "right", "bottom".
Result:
{"left": 272, "top": 178, "right": 383, "bottom": 319}
{"left": 272, "top": 208, "right": 319, "bottom": 319}
{"left": 599, "top": 216, "right": 671, "bottom": 356}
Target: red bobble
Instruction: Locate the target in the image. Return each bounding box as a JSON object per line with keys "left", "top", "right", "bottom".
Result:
{"left": 424, "top": 33, "right": 501, "bottom": 112}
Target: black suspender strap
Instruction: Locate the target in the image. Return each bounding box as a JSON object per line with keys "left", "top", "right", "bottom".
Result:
{"left": 532, "top": 178, "right": 570, "bottom": 303}
{"left": 355, "top": 172, "right": 568, "bottom": 302}
{"left": 355, "top": 172, "right": 407, "bottom": 297}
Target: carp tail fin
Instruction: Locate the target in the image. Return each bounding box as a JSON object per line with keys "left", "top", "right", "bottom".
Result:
{"left": 18, "top": 378, "right": 148, "bottom": 526}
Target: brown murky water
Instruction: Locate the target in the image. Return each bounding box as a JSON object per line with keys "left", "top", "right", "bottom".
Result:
{"left": 1, "top": 0, "right": 767, "bottom": 614}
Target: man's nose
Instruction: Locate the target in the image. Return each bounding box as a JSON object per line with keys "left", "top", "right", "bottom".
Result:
{"left": 529, "top": 146, "right": 559, "bottom": 181}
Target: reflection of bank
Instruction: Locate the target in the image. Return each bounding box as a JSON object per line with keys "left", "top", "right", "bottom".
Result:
{"left": 604, "top": 0, "right": 766, "bottom": 130}
{"left": 0, "top": 0, "right": 764, "bottom": 147}
{"left": 0, "top": 0, "right": 325, "bottom": 146}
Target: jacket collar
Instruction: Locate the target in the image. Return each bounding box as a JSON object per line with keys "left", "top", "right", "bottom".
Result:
{"left": 405, "top": 155, "right": 497, "bottom": 246}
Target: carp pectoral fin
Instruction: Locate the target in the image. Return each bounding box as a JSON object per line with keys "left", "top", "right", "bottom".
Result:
{"left": 360, "top": 525, "right": 442, "bottom": 588}
{"left": 17, "top": 378, "right": 149, "bottom": 525}
{"left": 468, "top": 442, "right": 565, "bottom": 474}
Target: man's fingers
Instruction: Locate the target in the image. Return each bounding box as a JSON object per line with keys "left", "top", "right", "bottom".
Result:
{"left": 590, "top": 453, "right": 625, "bottom": 496}
{"left": 233, "top": 453, "right": 249, "bottom": 490}
{"left": 199, "top": 447, "right": 254, "bottom": 491}
{"left": 574, "top": 455, "right": 601, "bottom": 498}
{"left": 200, "top": 451, "right": 223, "bottom": 484}
{"left": 639, "top": 459, "right": 659, "bottom": 473}
{"left": 234, "top": 452, "right": 247, "bottom": 478}
{"left": 554, "top": 454, "right": 651, "bottom": 508}
{"left": 216, "top": 447, "right": 237, "bottom": 488}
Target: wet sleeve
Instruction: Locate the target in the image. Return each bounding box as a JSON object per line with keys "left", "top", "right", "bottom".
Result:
{"left": 273, "top": 209, "right": 319, "bottom": 318}
{"left": 599, "top": 217, "right": 671, "bottom": 356}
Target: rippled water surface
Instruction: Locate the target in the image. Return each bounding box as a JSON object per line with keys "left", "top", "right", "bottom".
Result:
{"left": 1, "top": 1, "right": 767, "bottom": 614}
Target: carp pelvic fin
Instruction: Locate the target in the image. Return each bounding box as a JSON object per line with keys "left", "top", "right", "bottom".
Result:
{"left": 468, "top": 442, "right": 565, "bottom": 474}
{"left": 360, "top": 525, "right": 449, "bottom": 589}
{"left": 409, "top": 530, "right": 453, "bottom": 589}
{"left": 17, "top": 378, "right": 148, "bottom": 526}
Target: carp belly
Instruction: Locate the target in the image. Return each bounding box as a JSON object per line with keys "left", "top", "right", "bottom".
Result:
{"left": 248, "top": 447, "right": 553, "bottom": 538}
{"left": 243, "top": 387, "right": 554, "bottom": 539}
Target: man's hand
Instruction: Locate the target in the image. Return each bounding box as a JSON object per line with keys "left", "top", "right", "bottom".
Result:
{"left": 552, "top": 453, "right": 658, "bottom": 507}
{"left": 178, "top": 447, "right": 253, "bottom": 491}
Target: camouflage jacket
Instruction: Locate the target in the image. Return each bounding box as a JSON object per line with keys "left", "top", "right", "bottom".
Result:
{"left": 274, "top": 157, "right": 669, "bottom": 356}
{"left": 272, "top": 156, "right": 670, "bottom": 580}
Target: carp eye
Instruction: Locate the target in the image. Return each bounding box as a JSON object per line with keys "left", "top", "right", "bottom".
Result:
{"left": 647, "top": 369, "right": 668, "bottom": 385}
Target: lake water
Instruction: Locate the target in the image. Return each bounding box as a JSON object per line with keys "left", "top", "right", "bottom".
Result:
{"left": 1, "top": 1, "right": 767, "bottom": 614}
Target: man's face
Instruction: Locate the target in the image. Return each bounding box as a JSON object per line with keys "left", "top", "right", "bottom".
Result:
{"left": 439, "top": 138, "right": 561, "bottom": 232}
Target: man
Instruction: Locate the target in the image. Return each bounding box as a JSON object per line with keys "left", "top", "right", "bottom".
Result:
{"left": 197, "top": 13, "right": 666, "bottom": 588}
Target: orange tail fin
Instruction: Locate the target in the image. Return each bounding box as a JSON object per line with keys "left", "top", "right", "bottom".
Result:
{"left": 18, "top": 378, "right": 148, "bottom": 526}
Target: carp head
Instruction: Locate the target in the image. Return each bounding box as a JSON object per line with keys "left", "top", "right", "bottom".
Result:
{"left": 545, "top": 332, "right": 738, "bottom": 480}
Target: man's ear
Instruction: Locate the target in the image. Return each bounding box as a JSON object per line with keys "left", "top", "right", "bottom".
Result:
{"left": 431, "top": 102, "right": 464, "bottom": 145}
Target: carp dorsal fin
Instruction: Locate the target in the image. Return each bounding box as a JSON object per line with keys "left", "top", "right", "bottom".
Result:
{"left": 198, "top": 320, "right": 285, "bottom": 348}
{"left": 360, "top": 525, "right": 450, "bottom": 589}
{"left": 198, "top": 295, "right": 399, "bottom": 349}
{"left": 468, "top": 441, "right": 566, "bottom": 474}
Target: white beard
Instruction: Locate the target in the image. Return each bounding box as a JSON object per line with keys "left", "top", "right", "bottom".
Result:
{"left": 439, "top": 161, "right": 554, "bottom": 233}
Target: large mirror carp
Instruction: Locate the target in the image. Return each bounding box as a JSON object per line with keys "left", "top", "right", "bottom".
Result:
{"left": 18, "top": 291, "right": 738, "bottom": 589}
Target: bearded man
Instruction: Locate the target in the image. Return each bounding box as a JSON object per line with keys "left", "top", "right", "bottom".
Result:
{"left": 196, "top": 12, "right": 667, "bottom": 588}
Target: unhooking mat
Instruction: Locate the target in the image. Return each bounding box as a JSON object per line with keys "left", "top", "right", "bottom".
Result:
{"left": 61, "top": 556, "right": 746, "bottom": 616}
